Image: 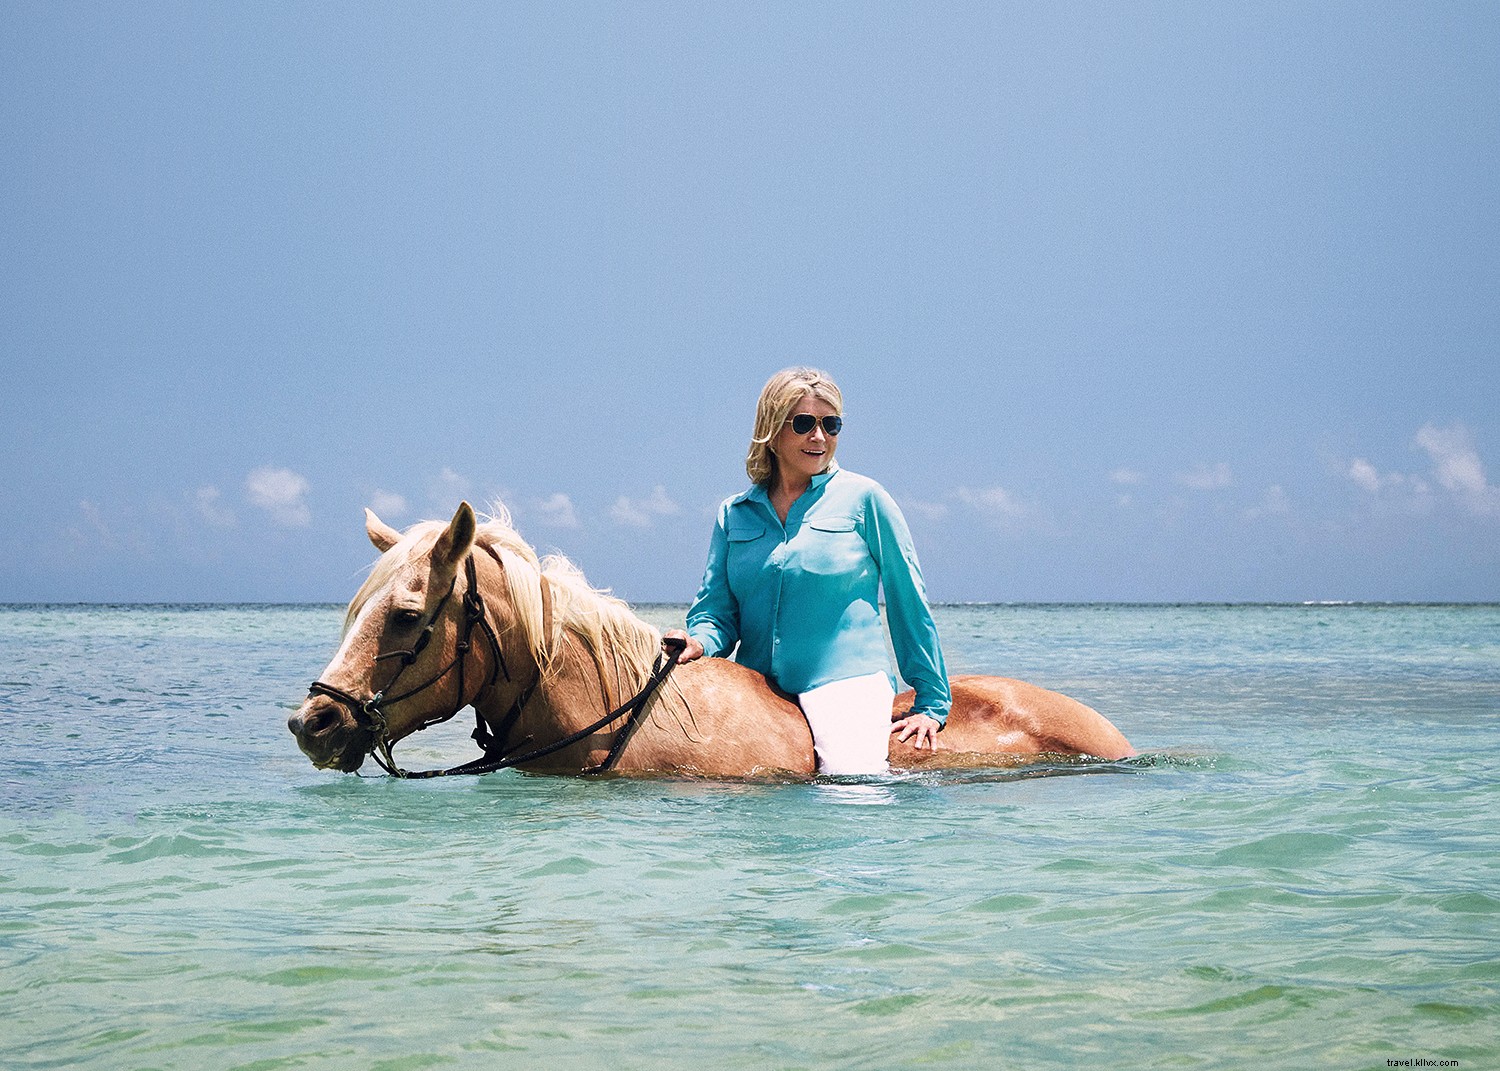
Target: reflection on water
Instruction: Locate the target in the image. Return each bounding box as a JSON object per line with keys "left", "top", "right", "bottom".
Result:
{"left": 804, "top": 754, "right": 1184, "bottom": 800}
{"left": 810, "top": 780, "right": 900, "bottom": 806}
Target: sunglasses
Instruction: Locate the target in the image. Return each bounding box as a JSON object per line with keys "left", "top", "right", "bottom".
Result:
{"left": 787, "top": 414, "right": 843, "bottom": 436}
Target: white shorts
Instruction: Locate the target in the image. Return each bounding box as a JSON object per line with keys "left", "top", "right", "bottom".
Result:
{"left": 798, "top": 671, "right": 896, "bottom": 776}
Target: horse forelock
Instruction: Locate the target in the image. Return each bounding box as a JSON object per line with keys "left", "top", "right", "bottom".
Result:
{"left": 343, "top": 522, "right": 446, "bottom": 636}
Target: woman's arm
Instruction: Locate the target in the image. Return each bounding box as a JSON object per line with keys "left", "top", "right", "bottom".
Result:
{"left": 682, "top": 502, "right": 741, "bottom": 660}
{"left": 863, "top": 485, "right": 951, "bottom": 730}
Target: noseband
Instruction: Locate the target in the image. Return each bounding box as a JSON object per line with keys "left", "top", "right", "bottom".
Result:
{"left": 308, "top": 553, "right": 509, "bottom": 777}
{"left": 305, "top": 550, "right": 685, "bottom": 778}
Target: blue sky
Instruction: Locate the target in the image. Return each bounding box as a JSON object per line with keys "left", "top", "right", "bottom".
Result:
{"left": 3, "top": 2, "right": 1497, "bottom": 603}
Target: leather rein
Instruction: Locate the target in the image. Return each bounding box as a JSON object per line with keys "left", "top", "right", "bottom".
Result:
{"left": 306, "top": 551, "right": 685, "bottom": 779}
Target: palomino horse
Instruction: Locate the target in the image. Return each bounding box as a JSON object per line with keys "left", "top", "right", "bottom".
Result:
{"left": 288, "top": 503, "right": 1134, "bottom": 777}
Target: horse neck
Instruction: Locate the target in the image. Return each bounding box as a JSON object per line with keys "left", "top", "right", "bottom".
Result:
{"left": 465, "top": 536, "right": 672, "bottom": 765}
{"left": 513, "top": 599, "right": 663, "bottom": 756}
{"left": 456, "top": 545, "right": 536, "bottom": 726}
{"left": 529, "top": 629, "right": 608, "bottom": 726}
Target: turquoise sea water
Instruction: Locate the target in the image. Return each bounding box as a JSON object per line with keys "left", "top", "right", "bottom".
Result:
{"left": 1, "top": 603, "right": 1496, "bottom": 1069}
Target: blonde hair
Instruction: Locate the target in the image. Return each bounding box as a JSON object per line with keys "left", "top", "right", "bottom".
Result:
{"left": 745, "top": 367, "right": 844, "bottom": 485}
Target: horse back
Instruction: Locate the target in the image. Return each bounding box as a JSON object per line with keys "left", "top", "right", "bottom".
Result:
{"left": 891, "top": 675, "right": 1134, "bottom": 763}
{"left": 620, "top": 657, "right": 816, "bottom": 777}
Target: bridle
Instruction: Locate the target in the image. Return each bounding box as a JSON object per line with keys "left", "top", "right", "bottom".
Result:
{"left": 307, "top": 553, "right": 507, "bottom": 776}
{"left": 305, "top": 549, "right": 684, "bottom": 778}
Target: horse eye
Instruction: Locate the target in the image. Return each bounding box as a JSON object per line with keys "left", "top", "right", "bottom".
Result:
{"left": 391, "top": 608, "right": 423, "bottom": 627}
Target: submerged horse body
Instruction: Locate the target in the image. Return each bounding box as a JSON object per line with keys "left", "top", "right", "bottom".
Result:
{"left": 288, "top": 503, "right": 1134, "bottom": 777}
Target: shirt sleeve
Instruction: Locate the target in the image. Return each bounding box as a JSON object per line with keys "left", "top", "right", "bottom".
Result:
{"left": 862, "top": 485, "right": 952, "bottom": 725}
{"left": 685, "top": 501, "right": 741, "bottom": 659}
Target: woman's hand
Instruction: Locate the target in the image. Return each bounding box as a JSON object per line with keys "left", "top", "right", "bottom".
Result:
{"left": 891, "top": 713, "right": 942, "bottom": 750}
{"left": 662, "top": 629, "right": 704, "bottom": 664}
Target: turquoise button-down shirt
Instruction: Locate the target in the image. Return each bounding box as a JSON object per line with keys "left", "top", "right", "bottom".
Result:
{"left": 685, "top": 465, "right": 951, "bottom": 725}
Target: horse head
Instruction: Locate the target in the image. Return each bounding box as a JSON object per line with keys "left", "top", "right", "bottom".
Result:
{"left": 288, "top": 501, "right": 499, "bottom": 772}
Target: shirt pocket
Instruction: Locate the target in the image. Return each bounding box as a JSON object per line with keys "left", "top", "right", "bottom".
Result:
{"left": 727, "top": 521, "right": 768, "bottom": 543}
{"left": 725, "top": 521, "right": 772, "bottom": 587}
{"left": 807, "top": 517, "right": 856, "bottom": 534}
{"left": 799, "top": 516, "right": 868, "bottom": 576}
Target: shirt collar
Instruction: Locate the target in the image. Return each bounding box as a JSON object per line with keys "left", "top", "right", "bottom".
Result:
{"left": 735, "top": 463, "right": 841, "bottom": 507}
{"left": 810, "top": 462, "right": 841, "bottom": 489}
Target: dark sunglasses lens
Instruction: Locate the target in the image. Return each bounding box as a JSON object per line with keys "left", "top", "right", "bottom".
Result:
{"left": 791, "top": 414, "right": 842, "bottom": 435}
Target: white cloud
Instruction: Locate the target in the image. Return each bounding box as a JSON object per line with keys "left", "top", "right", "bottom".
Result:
{"left": 610, "top": 485, "right": 680, "bottom": 528}
{"left": 246, "top": 466, "right": 311, "bottom": 527}
{"left": 1342, "top": 422, "right": 1500, "bottom": 518}
{"left": 1175, "top": 462, "right": 1233, "bottom": 491}
{"left": 68, "top": 499, "right": 117, "bottom": 548}
{"left": 194, "top": 485, "right": 236, "bottom": 528}
{"left": 65, "top": 500, "right": 153, "bottom": 555}
{"left": 953, "top": 485, "right": 1033, "bottom": 524}
{"left": 1243, "top": 484, "right": 1291, "bottom": 520}
{"left": 1347, "top": 458, "right": 1429, "bottom": 498}
{"left": 1346, "top": 469, "right": 1434, "bottom": 519}
{"left": 902, "top": 498, "right": 950, "bottom": 522}
{"left": 1348, "top": 458, "right": 1383, "bottom": 493}
{"left": 1415, "top": 423, "right": 1500, "bottom": 516}
{"left": 429, "top": 467, "right": 471, "bottom": 508}
{"left": 534, "top": 492, "right": 580, "bottom": 529}
{"left": 1109, "top": 468, "right": 1144, "bottom": 485}
{"left": 955, "top": 486, "right": 1027, "bottom": 517}
{"left": 369, "top": 490, "right": 409, "bottom": 519}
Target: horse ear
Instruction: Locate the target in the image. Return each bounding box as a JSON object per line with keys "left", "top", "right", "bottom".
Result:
{"left": 432, "top": 501, "right": 477, "bottom": 568}
{"left": 365, "top": 509, "right": 402, "bottom": 552}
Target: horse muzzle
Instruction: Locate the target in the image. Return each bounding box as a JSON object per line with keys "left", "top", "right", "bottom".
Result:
{"left": 288, "top": 694, "right": 373, "bottom": 772}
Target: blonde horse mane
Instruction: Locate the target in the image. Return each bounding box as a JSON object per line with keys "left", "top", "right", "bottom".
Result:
{"left": 345, "top": 504, "right": 664, "bottom": 707}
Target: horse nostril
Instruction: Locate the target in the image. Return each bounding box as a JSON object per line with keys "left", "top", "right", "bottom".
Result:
{"left": 290, "top": 705, "right": 342, "bottom": 738}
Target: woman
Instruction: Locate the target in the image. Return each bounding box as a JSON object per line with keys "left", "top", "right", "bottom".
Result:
{"left": 663, "top": 367, "right": 950, "bottom": 775}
